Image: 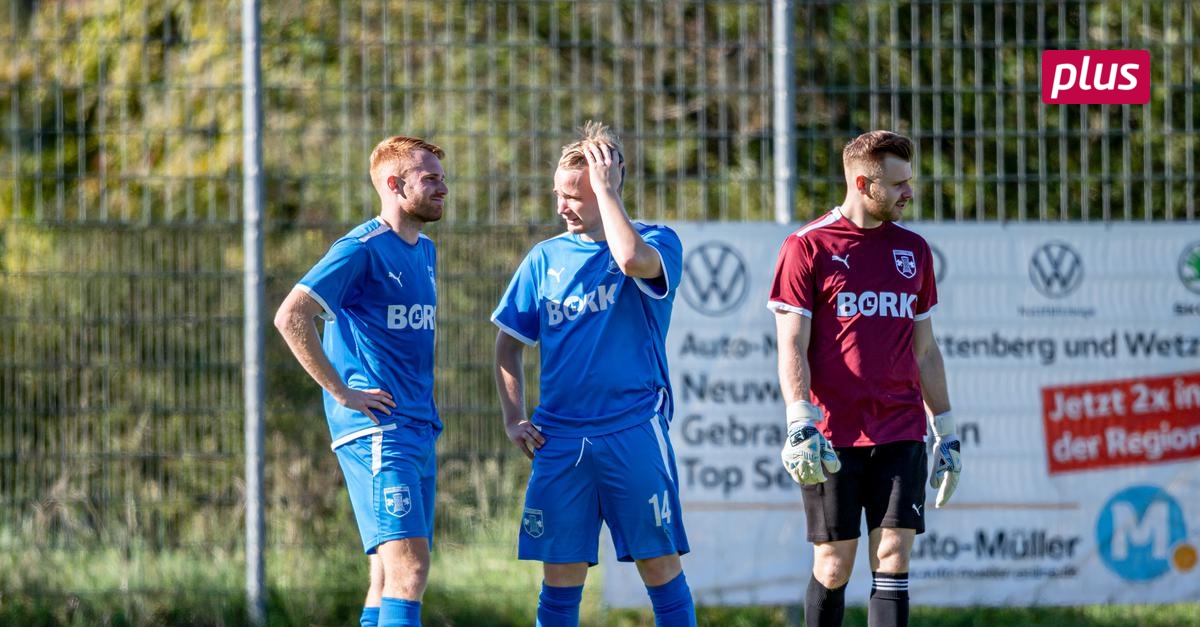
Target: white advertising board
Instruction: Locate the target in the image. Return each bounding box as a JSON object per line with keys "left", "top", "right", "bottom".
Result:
{"left": 602, "top": 222, "right": 1200, "bottom": 608}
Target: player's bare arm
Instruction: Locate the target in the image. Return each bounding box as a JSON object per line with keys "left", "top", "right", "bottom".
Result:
{"left": 583, "top": 141, "right": 662, "bottom": 279}
{"left": 774, "top": 310, "right": 814, "bottom": 407}
{"left": 913, "top": 317, "right": 951, "bottom": 416}
{"left": 494, "top": 330, "right": 544, "bottom": 460}
{"left": 775, "top": 309, "right": 840, "bottom": 484}
{"left": 273, "top": 288, "right": 395, "bottom": 423}
{"left": 915, "top": 315, "right": 961, "bottom": 507}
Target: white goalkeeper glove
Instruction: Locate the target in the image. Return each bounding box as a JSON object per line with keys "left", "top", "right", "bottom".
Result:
{"left": 929, "top": 411, "right": 962, "bottom": 508}
{"left": 780, "top": 401, "right": 841, "bottom": 485}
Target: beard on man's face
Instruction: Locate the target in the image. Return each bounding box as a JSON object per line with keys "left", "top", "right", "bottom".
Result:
{"left": 405, "top": 199, "right": 443, "bottom": 223}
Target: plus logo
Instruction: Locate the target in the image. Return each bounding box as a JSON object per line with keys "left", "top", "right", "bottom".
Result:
{"left": 1041, "top": 50, "right": 1151, "bottom": 105}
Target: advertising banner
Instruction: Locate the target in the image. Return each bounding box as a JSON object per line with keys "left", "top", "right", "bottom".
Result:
{"left": 602, "top": 222, "right": 1200, "bottom": 607}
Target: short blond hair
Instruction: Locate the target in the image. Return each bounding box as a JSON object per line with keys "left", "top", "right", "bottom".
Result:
{"left": 558, "top": 120, "right": 624, "bottom": 170}
{"left": 369, "top": 136, "right": 445, "bottom": 188}
{"left": 842, "top": 130, "right": 913, "bottom": 178}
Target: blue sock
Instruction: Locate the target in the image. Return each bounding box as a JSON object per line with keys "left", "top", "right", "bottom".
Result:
{"left": 536, "top": 582, "right": 584, "bottom": 627}
{"left": 645, "top": 572, "right": 697, "bottom": 627}
{"left": 379, "top": 597, "right": 421, "bottom": 627}
{"left": 360, "top": 606, "right": 380, "bottom": 627}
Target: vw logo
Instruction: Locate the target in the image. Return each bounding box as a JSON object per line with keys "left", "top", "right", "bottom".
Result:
{"left": 1029, "top": 241, "right": 1083, "bottom": 298}
{"left": 1179, "top": 241, "right": 1200, "bottom": 295}
{"left": 681, "top": 242, "right": 748, "bottom": 316}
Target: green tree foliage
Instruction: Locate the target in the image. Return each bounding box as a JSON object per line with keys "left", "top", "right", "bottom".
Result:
{"left": 0, "top": 0, "right": 1195, "bottom": 620}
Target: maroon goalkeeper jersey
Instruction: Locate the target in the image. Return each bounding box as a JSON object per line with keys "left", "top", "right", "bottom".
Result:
{"left": 767, "top": 208, "right": 938, "bottom": 447}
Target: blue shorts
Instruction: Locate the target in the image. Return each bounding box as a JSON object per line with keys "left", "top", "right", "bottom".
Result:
{"left": 334, "top": 421, "right": 439, "bottom": 554}
{"left": 518, "top": 414, "right": 690, "bottom": 565}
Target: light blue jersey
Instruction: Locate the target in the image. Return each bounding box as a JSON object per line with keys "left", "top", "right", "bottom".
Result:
{"left": 298, "top": 218, "right": 440, "bottom": 447}
{"left": 491, "top": 223, "right": 682, "bottom": 438}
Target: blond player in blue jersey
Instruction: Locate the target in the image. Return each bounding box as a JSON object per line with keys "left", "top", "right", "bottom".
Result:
{"left": 492, "top": 121, "right": 696, "bottom": 627}
{"left": 768, "top": 131, "right": 961, "bottom": 627}
{"left": 275, "top": 136, "right": 447, "bottom": 627}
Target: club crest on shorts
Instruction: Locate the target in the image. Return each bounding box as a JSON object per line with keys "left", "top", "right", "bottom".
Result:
{"left": 893, "top": 249, "right": 917, "bottom": 279}
{"left": 384, "top": 485, "right": 412, "bottom": 518}
{"left": 522, "top": 508, "right": 545, "bottom": 538}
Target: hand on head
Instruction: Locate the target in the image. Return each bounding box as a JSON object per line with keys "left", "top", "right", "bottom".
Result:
{"left": 582, "top": 140, "right": 623, "bottom": 192}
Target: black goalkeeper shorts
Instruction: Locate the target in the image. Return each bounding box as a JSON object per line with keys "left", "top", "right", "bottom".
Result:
{"left": 800, "top": 440, "right": 928, "bottom": 543}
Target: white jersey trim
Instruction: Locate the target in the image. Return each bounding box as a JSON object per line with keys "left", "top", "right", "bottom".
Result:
{"left": 371, "top": 432, "right": 383, "bottom": 475}
{"left": 767, "top": 300, "right": 812, "bottom": 317}
{"left": 357, "top": 222, "right": 392, "bottom": 243}
{"left": 298, "top": 284, "right": 336, "bottom": 321}
{"left": 330, "top": 422, "right": 397, "bottom": 451}
{"left": 914, "top": 303, "right": 938, "bottom": 321}
{"left": 632, "top": 246, "right": 670, "bottom": 300}
{"left": 649, "top": 415, "right": 674, "bottom": 483}
{"left": 491, "top": 316, "right": 537, "bottom": 346}
{"left": 769, "top": 208, "right": 839, "bottom": 317}
{"left": 791, "top": 207, "right": 842, "bottom": 239}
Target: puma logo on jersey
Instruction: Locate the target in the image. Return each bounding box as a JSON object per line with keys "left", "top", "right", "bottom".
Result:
{"left": 387, "top": 271, "right": 404, "bottom": 286}
{"left": 547, "top": 267, "right": 565, "bottom": 283}
{"left": 831, "top": 254, "right": 850, "bottom": 269}
{"left": 547, "top": 283, "right": 618, "bottom": 326}
{"left": 835, "top": 291, "right": 917, "bottom": 319}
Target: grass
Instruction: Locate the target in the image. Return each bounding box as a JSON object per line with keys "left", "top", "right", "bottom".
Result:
{"left": 2, "top": 520, "right": 1198, "bottom": 626}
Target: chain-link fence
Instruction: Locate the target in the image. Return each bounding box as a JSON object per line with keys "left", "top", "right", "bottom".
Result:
{"left": 1, "top": 0, "right": 1196, "bottom": 620}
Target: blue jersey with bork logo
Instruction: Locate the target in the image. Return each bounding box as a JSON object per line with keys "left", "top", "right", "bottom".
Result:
{"left": 491, "top": 223, "right": 683, "bottom": 438}
{"left": 297, "top": 218, "right": 440, "bottom": 448}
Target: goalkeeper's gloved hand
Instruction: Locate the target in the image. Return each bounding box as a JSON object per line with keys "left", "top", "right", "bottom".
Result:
{"left": 929, "top": 411, "right": 962, "bottom": 508}
{"left": 780, "top": 401, "right": 841, "bottom": 485}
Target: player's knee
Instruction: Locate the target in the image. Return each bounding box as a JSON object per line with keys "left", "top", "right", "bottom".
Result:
{"left": 875, "top": 551, "right": 911, "bottom": 574}
{"left": 385, "top": 554, "right": 429, "bottom": 581}
{"left": 377, "top": 539, "right": 431, "bottom": 597}
{"left": 636, "top": 554, "right": 683, "bottom": 587}
{"left": 873, "top": 534, "right": 913, "bottom": 571}
{"left": 813, "top": 559, "right": 853, "bottom": 588}
{"left": 543, "top": 562, "right": 589, "bottom": 587}
{"left": 382, "top": 561, "right": 429, "bottom": 598}
{"left": 812, "top": 542, "right": 855, "bottom": 588}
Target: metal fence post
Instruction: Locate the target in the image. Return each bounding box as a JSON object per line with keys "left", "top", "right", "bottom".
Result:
{"left": 773, "top": 0, "right": 796, "bottom": 224}
{"left": 242, "top": 0, "right": 267, "bottom": 624}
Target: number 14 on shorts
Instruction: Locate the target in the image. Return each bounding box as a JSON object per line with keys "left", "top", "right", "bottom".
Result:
{"left": 648, "top": 491, "right": 672, "bottom": 526}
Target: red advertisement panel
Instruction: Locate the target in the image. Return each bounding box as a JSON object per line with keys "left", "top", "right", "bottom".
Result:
{"left": 1042, "top": 371, "right": 1200, "bottom": 474}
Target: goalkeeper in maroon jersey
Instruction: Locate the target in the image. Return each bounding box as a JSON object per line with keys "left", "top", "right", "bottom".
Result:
{"left": 767, "top": 130, "right": 960, "bottom": 627}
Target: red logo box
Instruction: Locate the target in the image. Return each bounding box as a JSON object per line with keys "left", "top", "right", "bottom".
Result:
{"left": 1042, "top": 371, "right": 1200, "bottom": 474}
{"left": 1041, "top": 50, "right": 1151, "bottom": 105}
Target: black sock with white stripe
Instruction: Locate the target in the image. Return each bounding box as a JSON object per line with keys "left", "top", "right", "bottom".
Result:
{"left": 868, "top": 571, "right": 909, "bottom": 627}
